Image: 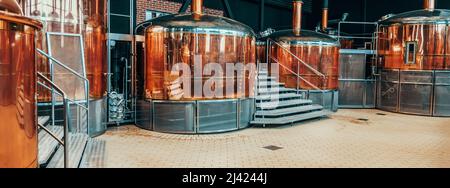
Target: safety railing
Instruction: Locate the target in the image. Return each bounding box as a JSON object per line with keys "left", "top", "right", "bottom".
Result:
{"left": 36, "top": 48, "right": 90, "bottom": 134}
{"left": 264, "top": 38, "right": 328, "bottom": 102}
{"left": 254, "top": 38, "right": 330, "bottom": 122}
{"left": 37, "top": 72, "right": 69, "bottom": 168}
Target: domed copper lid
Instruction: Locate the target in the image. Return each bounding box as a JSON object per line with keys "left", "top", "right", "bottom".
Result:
{"left": 268, "top": 29, "right": 340, "bottom": 46}
{"left": 0, "top": 0, "right": 42, "bottom": 30}
{"left": 379, "top": 9, "right": 450, "bottom": 25}
{"left": 138, "top": 13, "right": 255, "bottom": 37}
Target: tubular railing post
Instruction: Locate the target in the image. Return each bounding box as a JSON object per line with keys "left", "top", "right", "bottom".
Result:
{"left": 37, "top": 72, "right": 69, "bottom": 168}
{"left": 63, "top": 98, "right": 69, "bottom": 168}
{"left": 50, "top": 61, "right": 55, "bottom": 128}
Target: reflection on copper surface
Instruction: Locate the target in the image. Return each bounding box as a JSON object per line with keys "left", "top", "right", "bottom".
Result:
{"left": 424, "top": 0, "right": 435, "bottom": 11}
{"left": 378, "top": 24, "right": 450, "bottom": 70}
{"left": 322, "top": 9, "right": 328, "bottom": 31}
{"left": 271, "top": 44, "right": 340, "bottom": 90}
{"left": 339, "top": 39, "right": 354, "bottom": 49}
{"left": 0, "top": 12, "right": 40, "bottom": 168}
{"left": 292, "top": 1, "right": 303, "bottom": 36}
{"left": 144, "top": 30, "right": 256, "bottom": 100}
{"left": 192, "top": 0, "right": 203, "bottom": 15}
{"left": 256, "top": 42, "right": 266, "bottom": 64}
{"left": 21, "top": 0, "right": 107, "bottom": 100}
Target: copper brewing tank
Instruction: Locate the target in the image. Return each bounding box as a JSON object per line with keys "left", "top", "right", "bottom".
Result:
{"left": 142, "top": 0, "right": 256, "bottom": 100}
{"left": 268, "top": 0, "right": 340, "bottom": 90}
{"left": 0, "top": 1, "right": 42, "bottom": 168}
{"left": 378, "top": 0, "right": 450, "bottom": 70}
{"left": 20, "top": 0, "right": 107, "bottom": 100}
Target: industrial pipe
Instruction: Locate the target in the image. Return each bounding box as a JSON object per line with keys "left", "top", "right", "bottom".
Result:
{"left": 192, "top": 0, "right": 203, "bottom": 15}
{"left": 424, "top": 0, "right": 435, "bottom": 11}
{"left": 322, "top": 0, "right": 329, "bottom": 31}
{"left": 292, "top": 0, "right": 303, "bottom": 35}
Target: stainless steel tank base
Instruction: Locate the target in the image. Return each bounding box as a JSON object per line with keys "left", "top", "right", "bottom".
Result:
{"left": 339, "top": 80, "right": 376, "bottom": 109}
{"left": 378, "top": 69, "right": 450, "bottom": 117}
{"left": 135, "top": 98, "right": 255, "bottom": 134}
{"left": 338, "top": 49, "right": 377, "bottom": 109}
{"left": 88, "top": 98, "right": 107, "bottom": 137}
{"left": 298, "top": 90, "right": 339, "bottom": 112}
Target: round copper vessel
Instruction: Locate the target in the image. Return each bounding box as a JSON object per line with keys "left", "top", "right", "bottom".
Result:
{"left": 142, "top": 9, "right": 256, "bottom": 100}
{"left": 268, "top": 30, "right": 340, "bottom": 90}
{"left": 378, "top": 9, "right": 450, "bottom": 70}
{"left": 0, "top": 2, "right": 42, "bottom": 168}
{"left": 20, "top": 0, "right": 107, "bottom": 100}
{"left": 267, "top": 0, "right": 340, "bottom": 90}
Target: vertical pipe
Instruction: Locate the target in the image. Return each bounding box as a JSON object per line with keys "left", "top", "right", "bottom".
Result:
{"left": 292, "top": 0, "right": 303, "bottom": 36}
{"left": 191, "top": 0, "right": 203, "bottom": 15}
{"left": 424, "top": 0, "right": 435, "bottom": 11}
{"left": 322, "top": 0, "right": 329, "bottom": 31}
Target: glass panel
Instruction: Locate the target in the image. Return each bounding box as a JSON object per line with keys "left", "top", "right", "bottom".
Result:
{"left": 365, "top": 81, "right": 376, "bottom": 107}
{"left": 339, "top": 54, "right": 366, "bottom": 79}
{"left": 339, "top": 81, "right": 364, "bottom": 107}
{"left": 434, "top": 86, "right": 450, "bottom": 117}
{"left": 400, "top": 71, "right": 433, "bottom": 83}
{"left": 198, "top": 100, "right": 238, "bottom": 133}
{"left": 153, "top": 102, "right": 195, "bottom": 133}
{"left": 110, "top": 15, "right": 131, "bottom": 34}
{"left": 405, "top": 41, "right": 417, "bottom": 65}
{"left": 239, "top": 99, "right": 254, "bottom": 129}
{"left": 379, "top": 82, "right": 398, "bottom": 112}
{"left": 110, "top": 0, "right": 131, "bottom": 15}
{"left": 399, "top": 84, "right": 432, "bottom": 115}
{"left": 47, "top": 34, "right": 87, "bottom": 101}
{"left": 435, "top": 71, "right": 450, "bottom": 85}
{"left": 381, "top": 69, "right": 399, "bottom": 82}
{"left": 136, "top": 100, "right": 152, "bottom": 130}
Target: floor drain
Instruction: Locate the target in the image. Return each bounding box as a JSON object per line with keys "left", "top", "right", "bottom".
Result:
{"left": 376, "top": 113, "right": 387, "bottom": 116}
{"left": 357, "top": 118, "right": 369, "bottom": 121}
{"left": 263, "top": 145, "right": 283, "bottom": 151}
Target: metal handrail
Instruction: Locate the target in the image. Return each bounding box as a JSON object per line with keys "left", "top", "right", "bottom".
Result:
{"left": 263, "top": 38, "right": 328, "bottom": 113}
{"left": 38, "top": 82, "right": 89, "bottom": 111}
{"left": 36, "top": 48, "right": 89, "bottom": 134}
{"left": 270, "top": 56, "right": 322, "bottom": 90}
{"left": 37, "top": 72, "right": 69, "bottom": 168}
{"left": 267, "top": 38, "right": 326, "bottom": 79}
{"left": 36, "top": 49, "right": 89, "bottom": 82}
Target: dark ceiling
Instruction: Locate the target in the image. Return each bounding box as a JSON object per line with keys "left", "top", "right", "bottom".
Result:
{"left": 130, "top": 0, "right": 450, "bottom": 34}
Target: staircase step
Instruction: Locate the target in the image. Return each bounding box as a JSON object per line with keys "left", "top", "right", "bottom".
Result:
{"left": 258, "top": 76, "right": 276, "bottom": 80}
{"left": 255, "top": 104, "right": 323, "bottom": 117}
{"left": 251, "top": 110, "right": 332, "bottom": 125}
{"left": 258, "top": 81, "right": 284, "bottom": 87}
{"left": 256, "top": 93, "right": 302, "bottom": 101}
{"left": 38, "top": 126, "right": 64, "bottom": 165}
{"left": 80, "top": 139, "right": 106, "bottom": 168}
{"left": 258, "top": 87, "right": 297, "bottom": 94}
{"left": 46, "top": 133, "right": 88, "bottom": 168}
{"left": 256, "top": 99, "right": 312, "bottom": 109}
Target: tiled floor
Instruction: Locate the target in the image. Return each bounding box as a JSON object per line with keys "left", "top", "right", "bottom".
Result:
{"left": 98, "top": 109, "right": 450, "bottom": 168}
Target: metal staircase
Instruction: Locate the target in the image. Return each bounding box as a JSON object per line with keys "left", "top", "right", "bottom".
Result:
{"left": 251, "top": 38, "right": 333, "bottom": 127}
{"left": 36, "top": 49, "right": 105, "bottom": 168}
